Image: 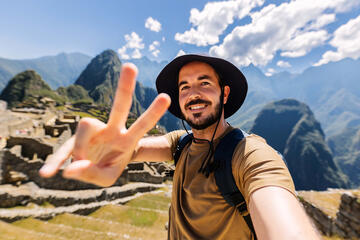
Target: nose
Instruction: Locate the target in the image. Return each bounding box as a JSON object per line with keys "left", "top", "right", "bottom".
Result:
{"left": 187, "top": 84, "right": 203, "bottom": 98}
{"left": 187, "top": 89, "right": 202, "bottom": 102}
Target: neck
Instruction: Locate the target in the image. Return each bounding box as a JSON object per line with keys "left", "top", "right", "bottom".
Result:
{"left": 191, "top": 117, "right": 229, "bottom": 141}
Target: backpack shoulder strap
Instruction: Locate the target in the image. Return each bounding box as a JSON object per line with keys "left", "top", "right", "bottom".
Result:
{"left": 173, "top": 132, "right": 193, "bottom": 166}
{"left": 214, "top": 128, "right": 246, "bottom": 209}
{"left": 214, "top": 128, "right": 257, "bottom": 240}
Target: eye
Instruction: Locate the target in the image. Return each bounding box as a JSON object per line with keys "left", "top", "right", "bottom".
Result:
{"left": 180, "top": 85, "right": 190, "bottom": 91}
{"left": 201, "top": 81, "right": 210, "bottom": 86}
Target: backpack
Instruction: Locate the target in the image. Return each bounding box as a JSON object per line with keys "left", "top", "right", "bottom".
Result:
{"left": 174, "top": 128, "right": 257, "bottom": 240}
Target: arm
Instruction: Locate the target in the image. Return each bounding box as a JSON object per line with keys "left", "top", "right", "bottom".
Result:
{"left": 132, "top": 135, "right": 172, "bottom": 162}
{"left": 249, "top": 186, "right": 320, "bottom": 240}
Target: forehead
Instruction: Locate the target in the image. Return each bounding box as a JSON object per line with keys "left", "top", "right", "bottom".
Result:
{"left": 178, "top": 61, "right": 217, "bottom": 80}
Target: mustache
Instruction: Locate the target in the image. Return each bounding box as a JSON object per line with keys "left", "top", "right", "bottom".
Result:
{"left": 185, "top": 99, "right": 211, "bottom": 109}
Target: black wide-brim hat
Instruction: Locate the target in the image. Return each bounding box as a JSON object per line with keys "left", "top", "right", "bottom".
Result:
{"left": 156, "top": 54, "right": 248, "bottom": 119}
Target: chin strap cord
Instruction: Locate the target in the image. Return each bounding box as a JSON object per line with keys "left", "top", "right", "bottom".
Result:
{"left": 197, "top": 87, "right": 225, "bottom": 177}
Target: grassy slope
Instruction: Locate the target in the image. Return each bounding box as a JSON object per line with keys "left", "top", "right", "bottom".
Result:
{"left": 5, "top": 192, "right": 170, "bottom": 240}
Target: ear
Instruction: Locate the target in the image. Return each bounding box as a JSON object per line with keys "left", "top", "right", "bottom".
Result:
{"left": 223, "top": 86, "right": 230, "bottom": 104}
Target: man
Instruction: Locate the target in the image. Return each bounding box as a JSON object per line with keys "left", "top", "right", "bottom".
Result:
{"left": 40, "top": 54, "right": 320, "bottom": 239}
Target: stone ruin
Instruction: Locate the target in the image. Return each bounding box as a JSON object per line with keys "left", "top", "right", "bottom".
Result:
{"left": 300, "top": 192, "right": 360, "bottom": 239}
{"left": 0, "top": 103, "right": 175, "bottom": 222}
{"left": 0, "top": 108, "right": 174, "bottom": 190}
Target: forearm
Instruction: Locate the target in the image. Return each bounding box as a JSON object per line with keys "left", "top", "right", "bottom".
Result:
{"left": 131, "top": 135, "right": 173, "bottom": 162}
{"left": 249, "top": 186, "right": 321, "bottom": 240}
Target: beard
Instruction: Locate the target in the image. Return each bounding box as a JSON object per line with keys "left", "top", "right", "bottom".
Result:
{"left": 184, "top": 101, "right": 221, "bottom": 130}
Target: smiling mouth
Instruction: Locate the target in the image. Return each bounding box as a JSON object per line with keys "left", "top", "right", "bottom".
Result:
{"left": 188, "top": 104, "right": 207, "bottom": 111}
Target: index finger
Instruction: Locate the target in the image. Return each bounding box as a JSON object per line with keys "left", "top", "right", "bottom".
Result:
{"left": 107, "top": 63, "right": 137, "bottom": 129}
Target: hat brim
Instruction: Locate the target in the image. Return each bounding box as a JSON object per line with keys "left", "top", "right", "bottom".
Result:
{"left": 156, "top": 54, "right": 247, "bottom": 119}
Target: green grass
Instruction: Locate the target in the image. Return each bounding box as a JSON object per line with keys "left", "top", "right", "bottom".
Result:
{"left": 56, "top": 105, "right": 66, "bottom": 111}
{"left": 7, "top": 192, "right": 171, "bottom": 240}
{"left": 126, "top": 208, "right": 158, "bottom": 227}
{"left": 0, "top": 220, "right": 64, "bottom": 240}
{"left": 70, "top": 111, "right": 94, "bottom": 119}
{"left": 13, "top": 218, "right": 118, "bottom": 240}
{"left": 127, "top": 193, "right": 171, "bottom": 211}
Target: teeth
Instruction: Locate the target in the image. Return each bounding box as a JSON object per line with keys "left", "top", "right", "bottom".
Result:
{"left": 190, "top": 105, "right": 205, "bottom": 110}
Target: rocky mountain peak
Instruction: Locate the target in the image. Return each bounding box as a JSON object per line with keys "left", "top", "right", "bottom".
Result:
{"left": 75, "top": 49, "right": 122, "bottom": 105}
{"left": 250, "top": 99, "right": 348, "bottom": 190}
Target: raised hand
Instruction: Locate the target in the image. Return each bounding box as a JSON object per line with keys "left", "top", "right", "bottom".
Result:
{"left": 39, "top": 63, "right": 171, "bottom": 187}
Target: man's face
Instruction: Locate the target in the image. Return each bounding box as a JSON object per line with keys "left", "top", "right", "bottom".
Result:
{"left": 178, "top": 61, "right": 223, "bottom": 130}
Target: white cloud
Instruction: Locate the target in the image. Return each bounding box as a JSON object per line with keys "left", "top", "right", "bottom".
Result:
{"left": 149, "top": 41, "right": 160, "bottom": 51}
{"left": 125, "top": 32, "right": 144, "bottom": 49}
{"left": 117, "top": 46, "right": 130, "bottom": 60}
{"left": 314, "top": 14, "right": 360, "bottom": 66}
{"left": 131, "top": 49, "right": 142, "bottom": 59}
{"left": 162, "top": 37, "right": 166, "bottom": 42}
{"left": 151, "top": 49, "right": 160, "bottom": 57}
{"left": 145, "top": 17, "right": 162, "bottom": 32}
{"left": 175, "top": 0, "right": 265, "bottom": 46}
{"left": 281, "top": 30, "right": 330, "bottom": 57}
{"left": 149, "top": 41, "right": 161, "bottom": 57}
{"left": 277, "top": 60, "right": 291, "bottom": 68}
{"left": 265, "top": 68, "right": 276, "bottom": 77}
{"left": 209, "top": 0, "right": 359, "bottom": 66}
{"left": 117, "top": 32, "right": 144, "bottom": 59}
{"left": 176, "top": 49, "right": 186, "bottom": 57}
{"left": 307, "top": 14, "right": 336, "bottom": 30}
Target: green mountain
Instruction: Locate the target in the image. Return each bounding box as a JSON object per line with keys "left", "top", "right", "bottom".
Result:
{"left": 0, "top": 53, "right": 91, "bottom": 91}
{"left": 250, "top": 99, "right": 349, "bottom": 190}
{"left": 56, "top": 84, "right": 93, "bottom": 104}
{"left": 75, "top": 49, "right": 121, "bottom": 106}
{"left": 0, "top": 70, "right": 65, "bottom": 108}
{"left": 328, "top": 126, "right": 360, "bottom": 188}
{"left": 75, "top": 50, "right": 181, "bottom": 131}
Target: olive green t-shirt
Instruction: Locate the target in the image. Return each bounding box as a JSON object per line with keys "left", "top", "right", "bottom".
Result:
{"left": 165, "top": 126, "right": 296, "bottom": 240}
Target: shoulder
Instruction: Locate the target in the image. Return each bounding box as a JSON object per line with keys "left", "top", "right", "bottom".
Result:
{"left": 164, "top": 130, "right": 187, "bottom": 153}
{"left": 233, "top": 133, "right": 282, "bottom": 165}
{"left": 231, "top": 133, "right": 296, "bottom": 205}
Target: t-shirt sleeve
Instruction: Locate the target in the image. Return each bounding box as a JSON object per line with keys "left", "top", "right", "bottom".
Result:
{"left": 164, "top": 130, "right": 187, "bottom": 157}
{"left": 232, "top": 135, "right": 296, "bottom": 207}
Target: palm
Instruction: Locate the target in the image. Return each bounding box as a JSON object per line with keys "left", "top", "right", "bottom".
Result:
{"left": 39, "top": 63, "right": 171, "bottom": 187}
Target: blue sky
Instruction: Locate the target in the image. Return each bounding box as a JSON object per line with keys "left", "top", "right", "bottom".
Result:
{"left": 1, "top": 0, "right": 360, "bottom": 75}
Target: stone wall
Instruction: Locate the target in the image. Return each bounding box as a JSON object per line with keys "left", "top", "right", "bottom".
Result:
{"left": 44, "top": 124, "right": 70, "bottom": 137}
{"left": 0, "top": 148, "right": 128, "bottom": 189}
{"left": 55, "top": 117, "right": 79, "bottom": 134}
{"left": 11, "top": 108, "right": 45, "bottom": 114}
{"left": 301, "top": 193, "right": 360, "bottom": 239}
{"left": 6, "top": 137, "right": 53, "bottom": 160}
{"left": 333, "top": 193, "right": 360, "bottom": 238}
{"left": 127, "top": 162, "right": 145, "bottom": 170}
{"left": 8, "top": 119, "right": 34, "bottom": 136}
{"left": 128, "top": 170, "right": 164, "bottom": 184}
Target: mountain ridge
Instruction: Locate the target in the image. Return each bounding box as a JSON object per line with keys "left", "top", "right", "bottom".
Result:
{"left": 250, "top": 99, "right": 349, "bottom": 190}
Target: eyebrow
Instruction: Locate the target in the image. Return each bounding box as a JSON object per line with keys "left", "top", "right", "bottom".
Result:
{"left": 178, "top": 74, "right": 213, "bottom": 88}
{"left": 198, "top": 74, "right": 212, "bottom": 80}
